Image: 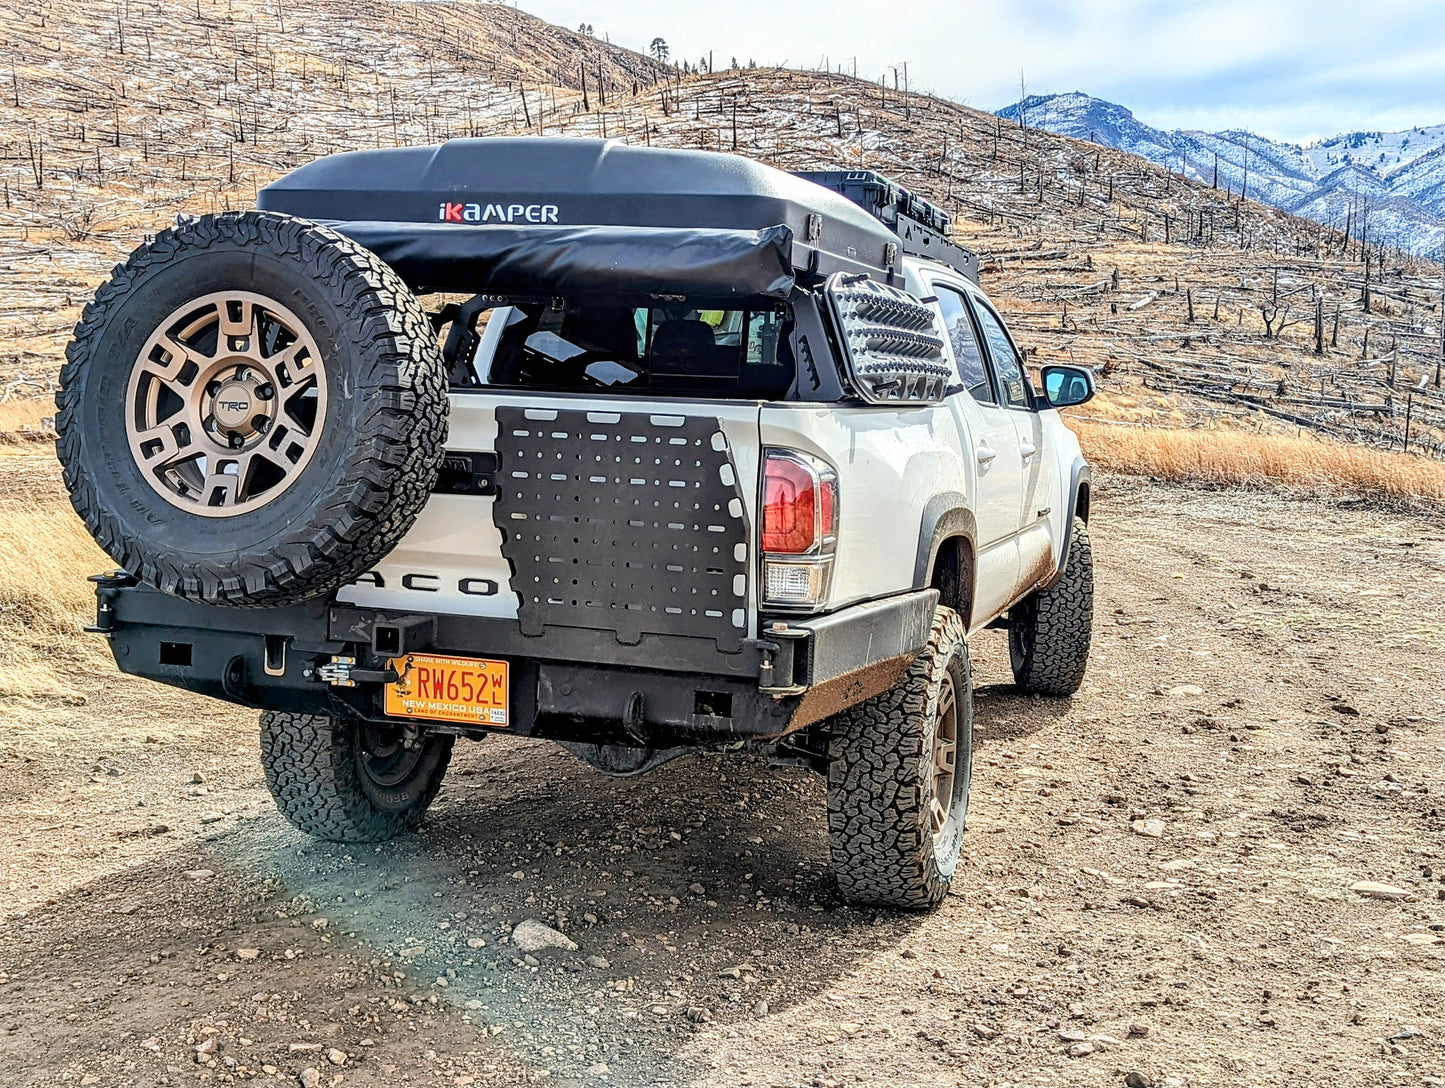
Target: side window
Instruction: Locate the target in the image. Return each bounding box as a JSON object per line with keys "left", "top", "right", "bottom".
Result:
{"left": 969, "top": 300, "right": 1031, "bottom": 409}
{"left": 932, "top": 285, "right": 995, "bottom": 405}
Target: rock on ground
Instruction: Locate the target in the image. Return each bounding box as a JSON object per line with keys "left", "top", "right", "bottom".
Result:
{"left": 510, "top": 919, "right": 578, "bottom": 954}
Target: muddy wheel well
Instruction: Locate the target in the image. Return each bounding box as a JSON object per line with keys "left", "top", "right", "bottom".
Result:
{"left": 929, "top": 536, "right": 976, "bottom": 631}
{"left": 1076, "top": 481, "right": 1091, "bottom": 523}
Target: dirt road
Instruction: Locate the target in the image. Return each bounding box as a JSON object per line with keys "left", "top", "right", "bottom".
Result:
{"left": 3, "top": 475, "right": 1445, "bottom": 1088}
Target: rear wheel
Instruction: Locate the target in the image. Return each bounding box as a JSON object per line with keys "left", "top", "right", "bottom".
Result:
{"left": 826, "top": 607, "right": 973, "bottom": 909}
{"left": 259, "top": 712, "right": 453, "bottom": 842}
{"left": 1010, "top": 518, "right": 1094, "bottom": 696}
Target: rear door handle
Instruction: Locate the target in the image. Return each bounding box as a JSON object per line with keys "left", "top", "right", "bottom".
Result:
{"left": 975, "top": 445, "right": 997, "bottom": 465}
{"left": 1019, "top": 442, "right": 1037, "bottom": 458}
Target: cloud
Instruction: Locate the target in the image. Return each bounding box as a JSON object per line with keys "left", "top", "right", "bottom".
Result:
{"left": 520, "top": 0, "right": 1445, "bottom": 142}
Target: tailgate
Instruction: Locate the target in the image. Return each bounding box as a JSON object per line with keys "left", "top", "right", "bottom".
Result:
{"left": 336, "top": 393, "right": 762, "bottom": 648}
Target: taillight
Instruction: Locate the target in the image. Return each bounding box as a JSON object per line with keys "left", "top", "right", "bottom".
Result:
{"left": 763, "top": 455, "right": 815, "bottom": 553}
{"left": 761, "top": 449, "right": 838, "bottom": 610}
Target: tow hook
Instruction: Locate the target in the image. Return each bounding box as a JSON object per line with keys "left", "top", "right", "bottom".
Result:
{"left": 622, "top": 691, "right": 646, "bottom": 745}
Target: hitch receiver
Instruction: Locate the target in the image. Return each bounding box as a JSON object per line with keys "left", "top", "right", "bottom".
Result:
{"left": 372, "top": 615, "right": 437, "bottom": 657}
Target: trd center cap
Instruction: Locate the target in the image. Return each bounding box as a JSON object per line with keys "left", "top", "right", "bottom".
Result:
{"left": 212, "top": 382, "right": 255, "bottom": 431}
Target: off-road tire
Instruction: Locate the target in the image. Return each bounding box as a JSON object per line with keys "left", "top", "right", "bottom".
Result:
{"left": 826, "top": 606, "right": 973, "bottom": 909}
{"left": 56, "top": 210, "right": 448, "bottom": 607}
{"left": 1009, "top": 518, "right": 1094, "bottom": 696}
{"left": 260, "top": 712, "right": 454, "bottom": 842}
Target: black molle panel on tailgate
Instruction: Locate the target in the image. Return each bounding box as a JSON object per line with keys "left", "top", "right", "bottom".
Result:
{"left": 493, "top": 407, "right": 749, "bottom": 651}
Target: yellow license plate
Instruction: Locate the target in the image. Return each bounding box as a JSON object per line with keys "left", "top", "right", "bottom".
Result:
{"left": 384, "top": 653, "right": 509, "bottom": 727}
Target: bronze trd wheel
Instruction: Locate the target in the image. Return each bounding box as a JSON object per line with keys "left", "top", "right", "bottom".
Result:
{"left": 126, "top": 291, "right": 328, "bottom": 516}
{"left": 929, "top": 670, "right": 959, "bottom": 847}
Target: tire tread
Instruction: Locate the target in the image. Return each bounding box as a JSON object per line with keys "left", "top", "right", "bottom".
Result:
{"left": 826, "top": 607, "right": 971, "bottom": 910}
{"left": 259, "top": 712, "right": 451, "bottom": 842}
{"left": 1010, "top": 519, "right": 1094, "bottom": 696}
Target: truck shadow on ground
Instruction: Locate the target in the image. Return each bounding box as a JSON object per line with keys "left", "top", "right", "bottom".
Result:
{"left": 0, "top": 739, "right": 923, "bottom": 1086}
{"left": 972, "top": 683, "right": 1072, "bottom": 742}
{"left": 233, "top": 739, "right": 930, "bottom": 1085}
{"left": 3, "top": 683, "right": 1045, "bottom": 1086}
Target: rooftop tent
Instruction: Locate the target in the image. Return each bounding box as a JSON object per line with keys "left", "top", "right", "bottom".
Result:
{"left": 258, "top": 137, "right": 905, "bottom": 299}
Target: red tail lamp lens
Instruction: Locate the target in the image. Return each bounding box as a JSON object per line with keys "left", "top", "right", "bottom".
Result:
{"left": 762, "top": 454, "right": 817, "bottom": 554}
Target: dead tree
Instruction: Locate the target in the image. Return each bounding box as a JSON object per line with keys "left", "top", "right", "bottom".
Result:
{"left": 25, "top": 131, "right": 43, "bottom": 188}
{"left": 1259, "top": 302, "right": 1279, "bottom": 338}
{"left": 1438, "top": 266, "right": 1445, "bottom": 388}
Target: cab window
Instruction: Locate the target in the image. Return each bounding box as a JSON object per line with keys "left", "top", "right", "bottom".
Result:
{"left": 932, "top": 285, "right": 994, "bottom": 404}
{"left": 486, "top": 300, "right": 791, "bottom": 399}
{"left": 969, "top": 300, "right": 1032, "bottom": 409}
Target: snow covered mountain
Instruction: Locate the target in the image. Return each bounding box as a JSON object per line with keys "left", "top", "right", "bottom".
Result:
{"left": 996, "top": 92, "right": 1445, "bottom": 256}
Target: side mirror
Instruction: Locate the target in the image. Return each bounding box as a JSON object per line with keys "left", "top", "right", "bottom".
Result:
{"left": 1039, "top": 365, "right": 1096, "bottom": 409}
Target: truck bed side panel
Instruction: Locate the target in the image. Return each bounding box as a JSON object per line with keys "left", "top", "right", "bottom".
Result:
{"left": 758, "top": 403, "right": 967, "bottom": 612}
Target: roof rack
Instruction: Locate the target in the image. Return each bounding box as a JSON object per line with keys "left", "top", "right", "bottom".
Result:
{"left": 793, "top": 171, "right": 979, "bottom": 284}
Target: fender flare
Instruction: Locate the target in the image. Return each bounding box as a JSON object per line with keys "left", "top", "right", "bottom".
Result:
{"left": 1040, "top": 459, "right": 1091, "bottom": 590}
{"left": 913, "top": 493, "right": 977, "bottom": 588}
{"left": 913, "top": 493, "right": 978, "bottom": 624}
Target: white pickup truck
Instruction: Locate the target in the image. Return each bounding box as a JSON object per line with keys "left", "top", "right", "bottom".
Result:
{"left": 59, "top": 139, "right": 1095, "bottom": 909}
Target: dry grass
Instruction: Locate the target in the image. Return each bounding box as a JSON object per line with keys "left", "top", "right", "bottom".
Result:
{"left": 0, "top": 493, "right": 113, "bottom": 704}
{"left": 1071, "top": 419, "right": 1445, "bottom": 504}
{"left": 0, "top": 397, "right": 55, "bottom": 446}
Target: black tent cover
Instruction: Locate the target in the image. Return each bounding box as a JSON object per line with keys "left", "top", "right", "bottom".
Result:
{"left": 257, "top": 138, "right": 904, "bottom": 299}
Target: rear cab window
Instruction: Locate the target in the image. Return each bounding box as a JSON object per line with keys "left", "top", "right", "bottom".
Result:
{"left": 480, "top": 300, "right": 791, "bottom": 399}
{"left": 930, "top": 283, "right": 995, "bottom": 405}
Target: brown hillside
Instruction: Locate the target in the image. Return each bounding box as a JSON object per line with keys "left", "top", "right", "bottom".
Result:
{"left": 0, "top": 0, "right": 662, "bottom": 387}
{"left": 544, "top": 68, "right": 1445, "bottom": 461}
{"left": 2, "top": 1, "right": 1442, "bottom": 462}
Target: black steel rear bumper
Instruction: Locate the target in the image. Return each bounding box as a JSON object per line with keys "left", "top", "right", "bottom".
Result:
{"left": 91, "top": 578, "right": 937, "bottom": 744}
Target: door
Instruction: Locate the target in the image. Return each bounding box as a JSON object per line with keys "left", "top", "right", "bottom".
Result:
{"left": 967, "top": 296, "right": 1056, "bottom": 589}
{"left": 928, "top": 279, "right": 1022, "bottom": 623}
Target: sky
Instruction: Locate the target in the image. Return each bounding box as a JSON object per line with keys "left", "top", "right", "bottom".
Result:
{"left": 517, "top": 0, "right": 1445, "bottom": 144}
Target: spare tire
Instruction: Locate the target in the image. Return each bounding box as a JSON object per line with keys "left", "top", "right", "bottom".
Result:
{"left": 56, "top": 210, "right": 448, "bottom": 607}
